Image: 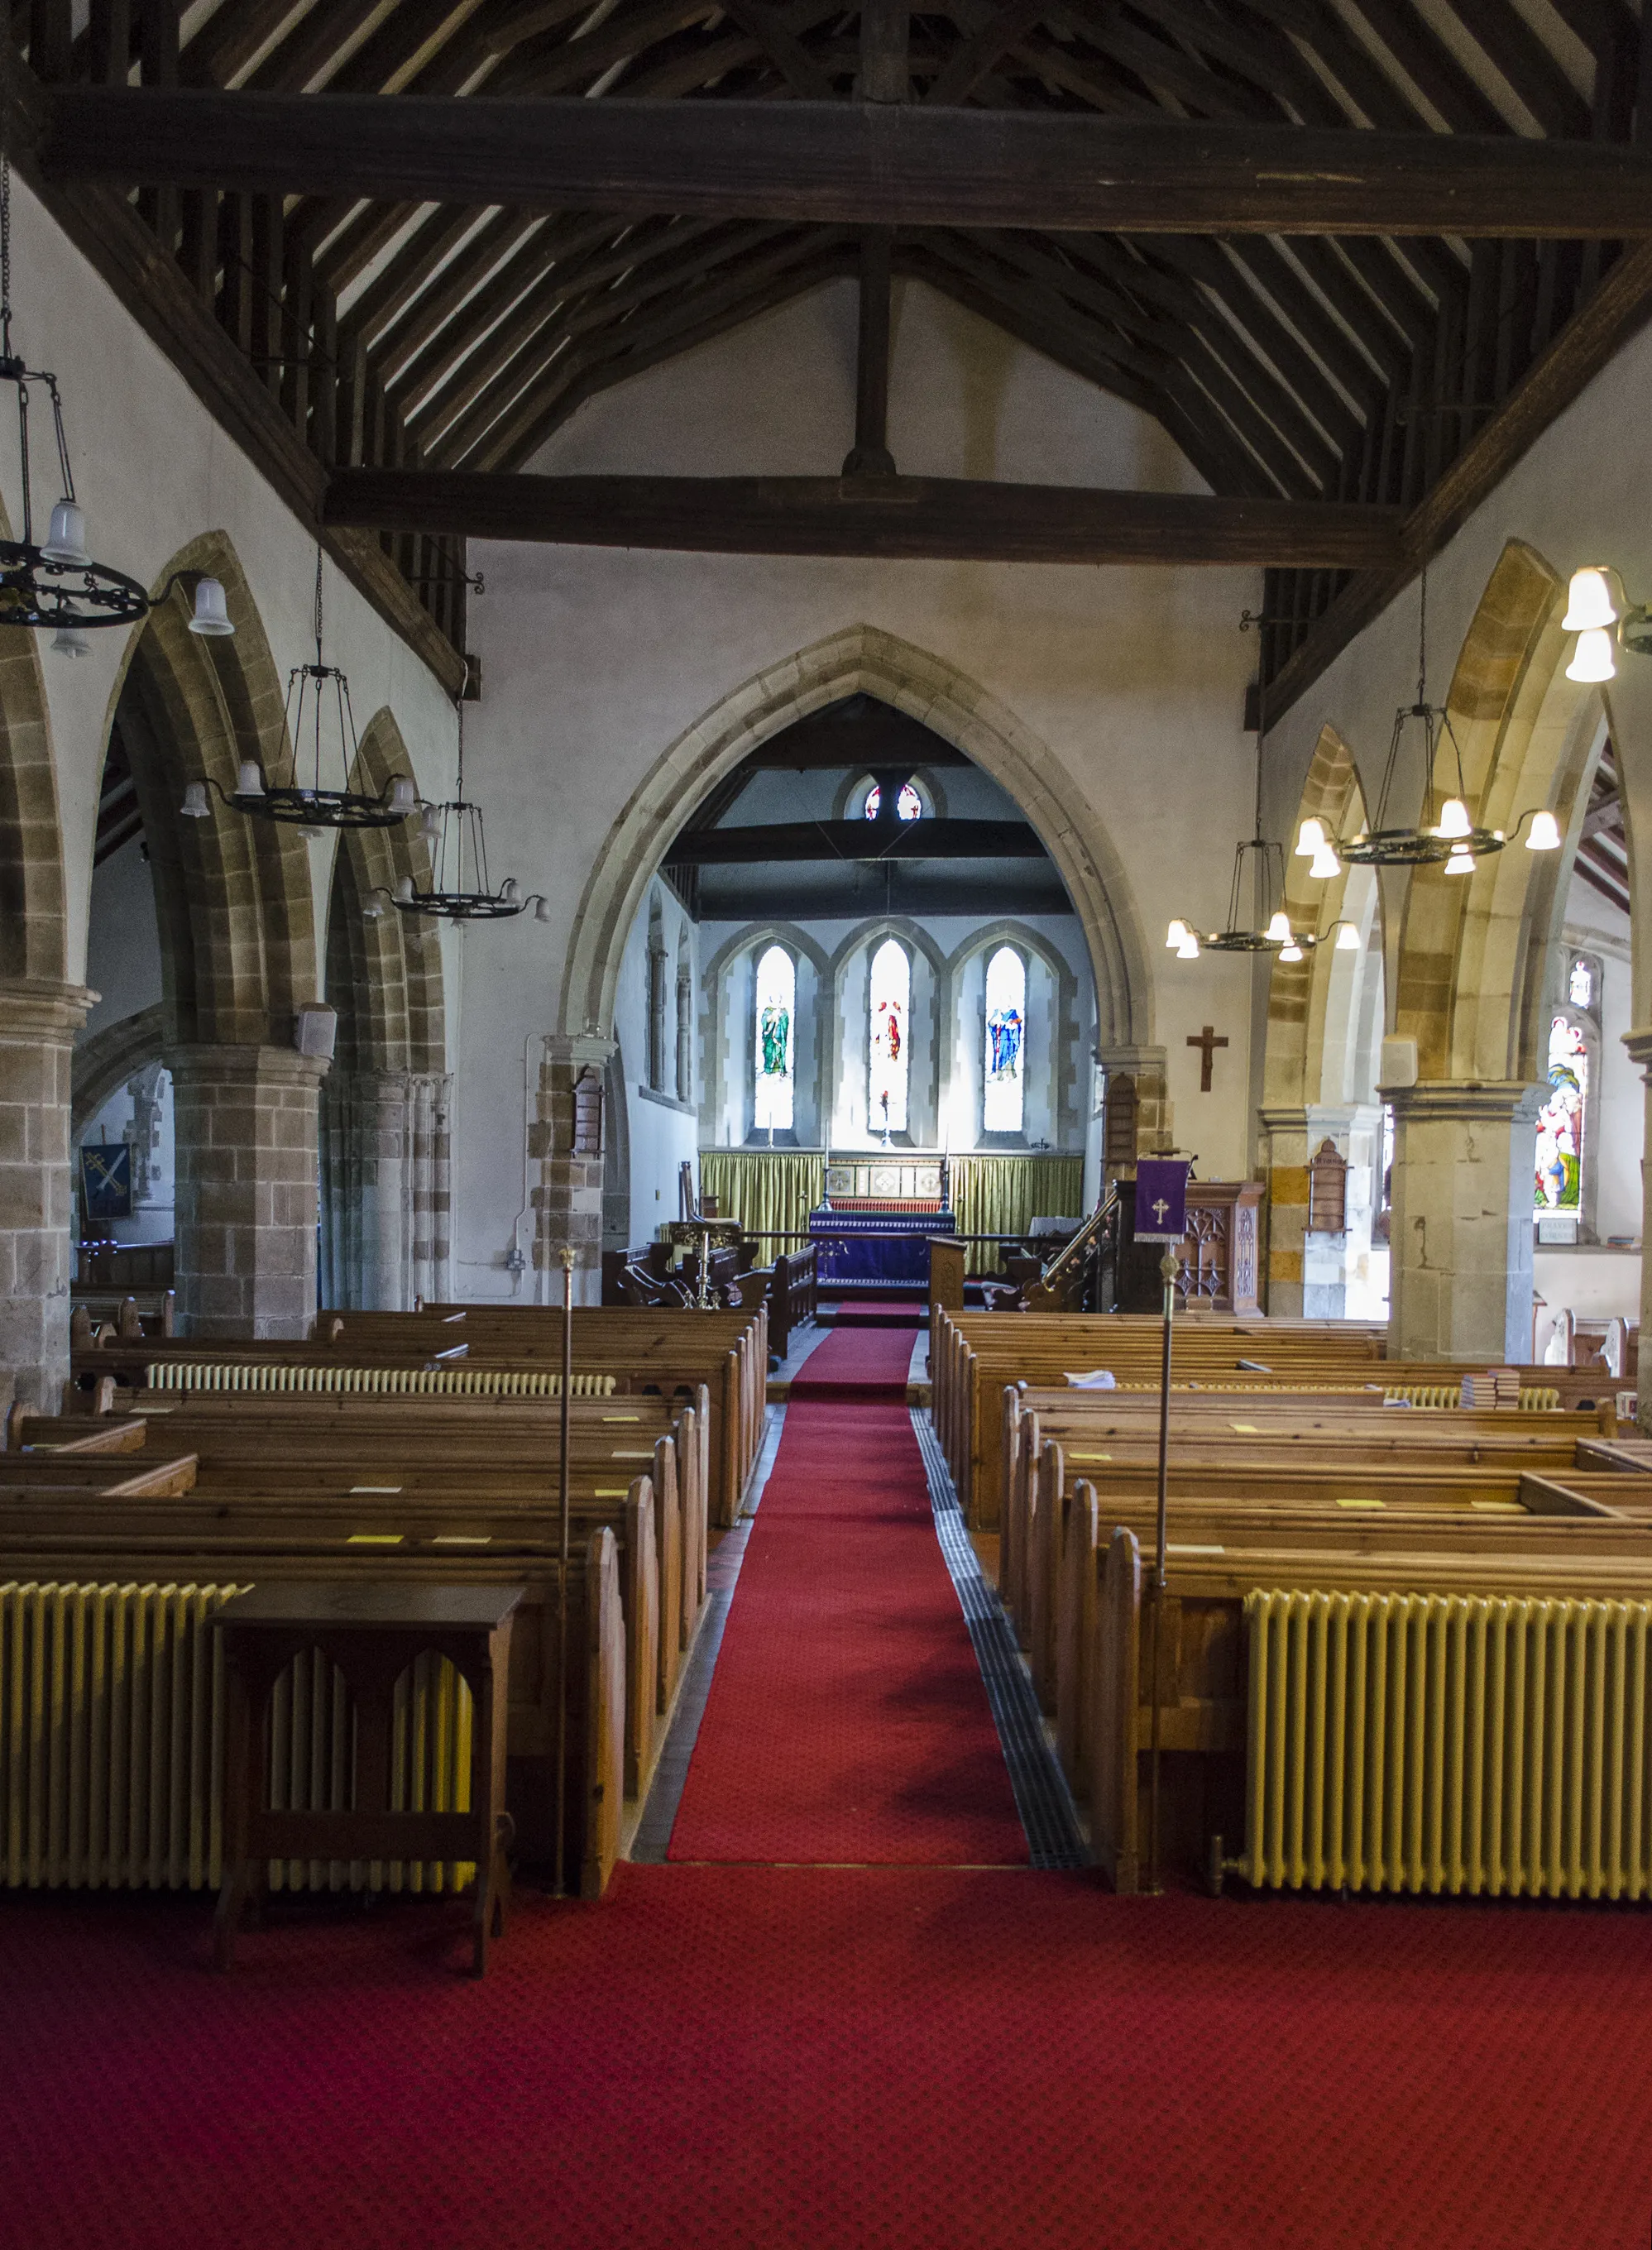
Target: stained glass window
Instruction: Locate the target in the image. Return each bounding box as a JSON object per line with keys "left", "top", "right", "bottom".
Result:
{"left": 869, "top": 938, "right": 910, "bottom": 1136}
{"left": 753, "top": 945, "right": 795, "bottom": 1132}
{"left": 1568, "top": 956, "right": 1595, "bottom": 1011}
{"left": 864, "top": 780, "right": 922, "bottom": 822}
{"left": 1535, "top": 1014, "right": 1587, "bottom": 1213}
{"left": 983, "top": 945, "right": 1026, "bottom": 1132}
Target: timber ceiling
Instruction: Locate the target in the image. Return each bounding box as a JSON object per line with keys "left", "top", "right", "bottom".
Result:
{"left": 18, "top": 0, "right": 1650, "bottom": 693}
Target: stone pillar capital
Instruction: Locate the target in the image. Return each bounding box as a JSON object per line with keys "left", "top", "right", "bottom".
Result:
{"left": 165, "top": 1041, "right": 332, "bottom": 1091}
{"left": 0, "top": 975, "right": 96, "bottom": 1044}
{"left": 543, "top": 1032, "right": 618, "bottom": 1073}
{"left": 1380, "top": 1078, "right": 1544, "bottom": 1126}
{"left": 1621, "top": 1027, "right": 1652, "bottom": 1079}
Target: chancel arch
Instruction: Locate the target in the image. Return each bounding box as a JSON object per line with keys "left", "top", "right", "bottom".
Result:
{"left": 319, "top": 708, "right": 450, "bottom": 1310}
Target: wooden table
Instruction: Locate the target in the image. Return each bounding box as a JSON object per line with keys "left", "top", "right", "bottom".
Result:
{"left": 213, "top": 1582, "right": 523, "bottom": 1977}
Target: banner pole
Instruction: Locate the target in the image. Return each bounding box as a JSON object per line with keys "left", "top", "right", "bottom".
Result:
{"left": 554, "top": 1242, "right": 574, "bottom": 1898}
{"left": 1146, "top": 1242, "right": 1178, "bottom": 1895}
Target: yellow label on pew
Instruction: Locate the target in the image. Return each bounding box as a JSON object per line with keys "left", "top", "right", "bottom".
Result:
{"left": 132, "top": 1403, "right": 175, "bottom": 1414}
{"left": 1070, "top": 1453, "right": 1113, "bottom": 1463}
{"left": 595, "top": 1487, "right": 628, "bottom": 1497}
{"left": 602, "top": 1415, "right": 640, "bottom": 1424}
{"left": 1471, "top": 1499, "right": 1525, "bottom": 1512}
{"left": 1336, "top": 1497, "right": 1385, "bottom": 1510}
{"left": 611, "top": 1451, "right": 653, "bottom": 1460}
{"left": 1168, "top": 1542, "right": 1225, "bottom": 1554}
{"left": 350, "top": 1485, "right": 403, "bottom": 1495}
{"left": 433, "top": 1534, "right": 492, "bottom": 1545}
{"left": 1230, "top": 1424, "right": 1261, "bottom": 1434}
{"left": 347, "top": 1532, "right": 404, "bottom": 1544}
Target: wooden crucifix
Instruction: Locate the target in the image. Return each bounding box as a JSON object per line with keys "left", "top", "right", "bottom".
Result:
{"left": 1187, "top": 1023, "right": 1228, "bottom": 1092}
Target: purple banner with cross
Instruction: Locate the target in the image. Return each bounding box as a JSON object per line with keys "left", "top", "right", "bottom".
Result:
{"left": 1134, "top": 1156, "right": 1190, "bottom": 1243}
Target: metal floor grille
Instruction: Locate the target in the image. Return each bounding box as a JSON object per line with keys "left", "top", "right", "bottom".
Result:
{"left": 912, "top": 1412, "right": 1089, "bottom": 1870}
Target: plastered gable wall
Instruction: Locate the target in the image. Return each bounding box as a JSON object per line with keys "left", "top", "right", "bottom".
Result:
{"left": 465, "top": 277, "right": 1262, "bottom": 1283}
{"left": 2, "top": 172, "right": 461, "bottom": 1017}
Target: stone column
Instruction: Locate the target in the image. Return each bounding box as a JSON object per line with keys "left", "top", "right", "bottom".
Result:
{"left": 1384, "top": 1080, "right": 1542, "bottom": 1365}
{"left": 533, "top": 1033, "right": 617, "bottom": 1306}
{"left": 409, "top": 1072, "right": 453, "bottom": 1307}
{"left": 169, "top": 1044, "right": 329, "bottom": 1339}
{"left": 0, "top": 975, "right": 94, "bottom": 1411}
{"left": 1094, "top": 1042, "right": 1171, "bottom": 1172}
{"left": 1622, "top": 1030, "right": 1652, "bottom": 1430}
{"left": 1259, "top": 1102, "right": 1381, "bottom": 1318}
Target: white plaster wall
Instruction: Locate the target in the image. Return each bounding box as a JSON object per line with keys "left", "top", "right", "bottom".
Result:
{"left": 83, "top": 835, "right": 161, "bottom": 1036}
{"left": 7, "top": 173, "right": 460, "bottom": 1021}
{"left": 465, "top": 278, "right": 1261, "bottom": 1285}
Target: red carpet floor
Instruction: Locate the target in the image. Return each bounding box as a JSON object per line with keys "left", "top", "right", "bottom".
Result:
{"left": 8, "top": 1363, "right": 1652, "bottom": 2247}
{"left": 788, "top": 1318, "right": 917, "bottom": 1400}
{"left": 6, "top": 1870, "right": 1652, "bottom": 2250}
{"left": 667, "top": 1392, "right": 1028, "bottom": 1865}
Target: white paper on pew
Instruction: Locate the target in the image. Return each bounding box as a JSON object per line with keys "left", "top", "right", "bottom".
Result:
{"left": 1065, "top": 1370, "right": 1117, "bottom": 1389}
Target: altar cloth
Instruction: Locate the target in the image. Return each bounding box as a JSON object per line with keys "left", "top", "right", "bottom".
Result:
{"left": 807, "top": 1204, "right": 955, "bottom": 1289}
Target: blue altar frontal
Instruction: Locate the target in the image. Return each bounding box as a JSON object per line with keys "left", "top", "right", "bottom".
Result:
{"left": 807, "top": 1204, "right": 955, "bottom": 1289}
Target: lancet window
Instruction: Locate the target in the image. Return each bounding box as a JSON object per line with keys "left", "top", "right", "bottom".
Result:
{"left": 1535, "top": 1014, "right": 1588, "bottom": 1215}
{"left": 869, "top": 938, "right": 910, "bottom": 1136}
{"left": 753, "top": 944, "right": 795, "bottom": 1133}
{"left": 864, "top": 779, "right": 922, "bottom": 822}
{"left": 982, "top": 945, "right": 1026, "bottom": 1133}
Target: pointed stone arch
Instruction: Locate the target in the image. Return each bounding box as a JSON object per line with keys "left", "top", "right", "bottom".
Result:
{"left": 319, "top": 707, "right": 451, "bottom": 1310}
{"left": 0, "top": 617, "right": 66, "bottom": 984}
{"left": 110, "top": 529, "right": 318, "bottom": 1046}
{"left": 557, "top": 625, "right": 1150, "bottom": 1051}
{"left": 1264, "top": 725, "right": 1381, "bottom": 1111}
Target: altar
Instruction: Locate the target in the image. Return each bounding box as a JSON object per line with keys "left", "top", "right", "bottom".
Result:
{"left": 807, "top": 1156, "right": 956, "bottom": 1290}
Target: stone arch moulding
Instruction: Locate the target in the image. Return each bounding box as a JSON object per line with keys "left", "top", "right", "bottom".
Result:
{"left": 0, "top": 488, "right": 67, "bottom": 981}
{"left": 105, "top": 529, "right": 318, "bottom": 1048}
{"left": 558, "top": 625, "right": 1152, "bottom": 1051}
{"left": 1391, "top": 539, "right": 1603, "bottom": 1085}
{"left": 327, "top": 706, "right": 446, "bottom": 1079}
{"left": 1264, "top": 725, "right": 1380, "bottom": 1112}
{"left": 71, "top": 1002, "right": 165, "bottom": 1140}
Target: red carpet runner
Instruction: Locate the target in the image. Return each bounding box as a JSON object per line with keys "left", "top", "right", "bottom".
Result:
{"left": 669, "top": 1323, "right": 1027, "bottom": 1862}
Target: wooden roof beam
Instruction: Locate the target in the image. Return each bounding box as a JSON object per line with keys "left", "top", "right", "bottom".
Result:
{"left": 322, "top": 466, "right": 1407, "bottom": 564}
{"left": 41, "top": 90, "right": 1652, "bottom": 234}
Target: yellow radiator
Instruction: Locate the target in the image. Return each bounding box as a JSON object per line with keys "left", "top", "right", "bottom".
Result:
{"left": 1239, "top": 1588, "right": 1652, "bottom": 1899}
{"left": 1381, "top": 1384, "right": 1563, "bottom": 1411}
{"left": 146, "top": 1362, "right": 615, "bottom": 1398}
{"left": 1, "top": 1582, "right": 474, "bottom": 1893}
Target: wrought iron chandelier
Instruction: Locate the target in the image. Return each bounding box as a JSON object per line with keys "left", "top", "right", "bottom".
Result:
{"left": 0, "top": 156, "right": 230, "bottom": 657}
{"left": 1168, "top": 653, "right": 1323, "bottom": 961}
{"left": 181, "top": 549, "right": 415, "bottom": 831}
{"left": 1294, "top": 571, "right": 1561, "bottom": 877}
{"left": 366, "top": 691, "right": 548, "bottom": 924}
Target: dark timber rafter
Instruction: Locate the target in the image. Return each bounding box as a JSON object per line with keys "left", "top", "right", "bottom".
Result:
{"left": 40, "top": 93, "right": 1652, "bottom": 237}
{"left": 9, "top": 0, "right": 1652, "bottom": 700}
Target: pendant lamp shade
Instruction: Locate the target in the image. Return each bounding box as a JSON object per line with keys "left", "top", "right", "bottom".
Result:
{"left": 1295, "top": 818, "right": 1326, "bottom": 856}
{"left": 1336, "top": 922, "right": 1362, "bottom": 950}
{"left": 1434, "top": 797, "right": 1472, "bottom": 839}
{"left": 1525, "top": 810, "right": 1562, "bottom": 851}
{"left": 1265, "top": 910, "right": 1291, "bottom": 943}
{"left": 188, "top": 577, "right": 234, "bottom": 637}
{"left": 1562, "top": 568, "right": 1618, "bottom": 633}
{"left": 1566, "top": 628, "right": 1616, "bottom": 684}
{"left": 40, "top": 499, "right": 90, "bottom": 567}
{"left": 235, "top": 760, "right": 265, "bottom": 797}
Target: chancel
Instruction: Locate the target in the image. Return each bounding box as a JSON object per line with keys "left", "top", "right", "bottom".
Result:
{"left": 4, "top": 2, "right": 1652, "bottom": 2241}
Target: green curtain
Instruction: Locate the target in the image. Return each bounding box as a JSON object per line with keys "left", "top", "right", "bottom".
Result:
{"left": 950, "top": 1154, "right": 1087, "bottom": 1274}
{"left": 698, "top": 1151, "right": 826, "bottom": 1249}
